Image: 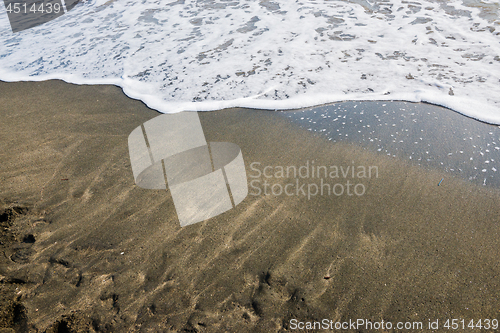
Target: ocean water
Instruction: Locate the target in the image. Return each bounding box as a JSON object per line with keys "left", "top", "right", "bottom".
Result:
{"left": 283, "top": 101, "right": 500, "bottom": 187}
{"left": 0, "top": 0, "right": 499, "bottom": 123}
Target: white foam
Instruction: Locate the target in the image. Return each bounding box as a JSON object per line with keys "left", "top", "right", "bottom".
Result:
{"left": 1, "top": 0, "right": 499, "bottom": 123}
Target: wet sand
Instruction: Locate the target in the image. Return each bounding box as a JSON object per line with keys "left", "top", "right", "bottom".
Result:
{"left": 1, "top": 80, "right": 500, "bottom": 332}
{"left": 281, "top": 101, "right": 500, "bottom": 188}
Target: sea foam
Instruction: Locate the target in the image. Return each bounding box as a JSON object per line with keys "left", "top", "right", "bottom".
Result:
{"left": 0, "top": 0, "right": 499, "bottom": 123}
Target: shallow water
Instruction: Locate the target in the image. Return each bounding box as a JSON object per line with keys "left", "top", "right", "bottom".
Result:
{"left": 283, "top": 101, "right": 500, "bottom": 188}
{"left": 0, "top": 0, "right": 499, "bottom": 123}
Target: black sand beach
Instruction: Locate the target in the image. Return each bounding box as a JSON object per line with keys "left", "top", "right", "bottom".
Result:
{"left": 1, "top": 80, "right": 500, "bottom": 332}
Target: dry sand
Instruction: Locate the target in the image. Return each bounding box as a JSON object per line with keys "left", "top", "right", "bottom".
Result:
{"left": 1, "top": 80, "right": 500, "bottom": 332}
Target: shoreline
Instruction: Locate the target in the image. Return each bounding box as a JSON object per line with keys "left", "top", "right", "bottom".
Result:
{"left": 279, "top": 100, "right": 500, "bottom": 189}
{"left": 1, "top": 75, "right": 499, "bottom": 125}
{"left": 2, "top": 79, "right": 500, "bottom": 332}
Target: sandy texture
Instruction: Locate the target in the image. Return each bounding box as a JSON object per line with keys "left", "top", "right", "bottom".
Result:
{"left": 1, "top": 80, "right": 500, "bottom": 332}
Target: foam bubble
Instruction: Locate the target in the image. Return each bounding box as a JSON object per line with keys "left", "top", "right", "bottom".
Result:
{"left": 0, "top": 0, "right": 499, "bottom": 123}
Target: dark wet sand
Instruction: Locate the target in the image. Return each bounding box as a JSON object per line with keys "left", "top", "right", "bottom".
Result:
{"left": 1, "top": 80, "right": 500, "bottom": 332}
{"left": 281, "top": 101, "right": 500, "bottom": 188}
